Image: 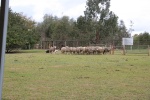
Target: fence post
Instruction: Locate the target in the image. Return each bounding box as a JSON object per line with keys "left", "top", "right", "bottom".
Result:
{"left": 48, "top": 43, "right": 51, "bottom": 49}
{"left": 148, "top": 45, "right": 150, "bottom": 56}
{"left": 123, "top": 45, "right": 126, "bottom": 55}
{"left": 110, "top": 45, "right": 112, "bottom": 55}
{"left": 111, "top": 45, "right": 114, "bottom": 55}
{"left": 53, "top": 41, "right": 55, "bottom": 47}
{"left": 65, "top": 41, "right": 67, "bottom": 46}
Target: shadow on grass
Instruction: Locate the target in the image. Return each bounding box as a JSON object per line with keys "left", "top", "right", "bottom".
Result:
{"left": 2, "top": 98, "right": 11, "bottom": 100}
{"left": 6, "top": 49, "right": 45, "bottom": 54}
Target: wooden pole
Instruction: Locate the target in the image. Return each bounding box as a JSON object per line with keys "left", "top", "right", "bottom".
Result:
{"left": 109, "top": 45, "right": 111, "bottom": 55}
{"left": 148, "top": 45, "right": 150, "bottom": 56}
{"left": 111, "top": 45, "right": 114, "bottom": 55}
{"left": 65, "top": 41, "right": 67, "bottom": 47}
{"left": 123, "top": 45, "right": 126, "bottom": 55}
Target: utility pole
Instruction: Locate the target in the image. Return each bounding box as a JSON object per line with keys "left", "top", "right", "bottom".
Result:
{"left": 0, "top": 0, "right": 9, "bottom": 99}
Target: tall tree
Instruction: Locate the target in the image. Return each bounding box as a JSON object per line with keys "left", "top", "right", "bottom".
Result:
{"left": 117, "top": 20, "right": 129, "bottom": 38}
{"left": 84, "top": 0, "right": 112, "bottom": 43}
{"left": 84, "top": 0, "right": 128, "bottom": 45}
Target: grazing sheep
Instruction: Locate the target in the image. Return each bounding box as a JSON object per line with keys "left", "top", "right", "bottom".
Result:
{"left": 80, "top": 47, "right": 91, "bottom": 55}
{"left": 71, "top": 47, "right": 77, "bottom": 54}
{"left": 92, "top": 46, "right": 98, "bottom": 54}
{"left": 96, "top": 47, "right": 104, "bottom": 54}
{"left": 60, "top": 46, "right": 111, "bottom": 55}
{"left": 49, "top": 46, "right": 56, "bottom": 53}
{"left": 61, "top": 46, "right": 70, "bottom": 54}
{"left": 103, "top": 47, "right": 111, "bottom": 54}
{"left": 61, "top": 47, "right": 66, "bottom": 54}
{"left": 87, "top": 47, "right": 93, "bottom": 54}
{"left": 65, "top": 46, "right": 71, "bottom": 54}
{"left": 80, "top": 47, "right": 86, "bottom": 54}
{"left": 76, "top": 47, "right": 82, "bottom": 54}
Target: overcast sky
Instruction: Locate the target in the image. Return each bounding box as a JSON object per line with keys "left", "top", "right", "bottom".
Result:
{"left": 9, "top": 0, "right": 150, "bottom": 35}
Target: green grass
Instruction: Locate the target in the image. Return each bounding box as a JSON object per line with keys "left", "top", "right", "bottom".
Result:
{"left": 2, "top": 50, "right": 150, "bottom": 100}
{"left": 114, "top": 49, "right": 149, "bottom": 55}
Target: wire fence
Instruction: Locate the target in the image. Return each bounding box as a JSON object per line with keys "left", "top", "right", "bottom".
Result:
{"left": 37, "top": 39, "right": 150, "bottom": 56}
{"left": 112, "top": 45, "right": 150, "bottom": 56}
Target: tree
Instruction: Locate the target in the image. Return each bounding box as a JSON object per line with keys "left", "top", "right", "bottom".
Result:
{"left": 37, "top": 14, "right": 79, "bottom": 41}
{"left": 84, "top": 0, "right": 119, "bottom": 44}
{"left": 102, "top": 11, "right": 118, "bottom": 41}
{"left": 6, "top": 8, "right": 39, "bottom": 52}
{"left": 36, "top": 0, "right": 129, "bottom": 47}
{"left": 133, "top": 32, "right": 150, "bottom": 45}
{"left": 68, "top": 18, "right": 79, "bottom": 39}
{"left": 76, "top": 16, "right": 89, "bottom": 40}
{"left": 117, "top": 20, "right": 129, "bottom": 38}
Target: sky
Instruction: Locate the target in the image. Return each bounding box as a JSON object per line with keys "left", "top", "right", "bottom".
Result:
{"left": 9, "top": 0, "right": 150, "bottom": 36}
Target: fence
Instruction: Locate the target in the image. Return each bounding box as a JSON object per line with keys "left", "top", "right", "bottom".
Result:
{"left": 112, "top": 45, "right": 150, "bottom": 56}
{"left": 38, "top": 39, "right": 150, "bottom": 56}
{"left": 125, "top": 45, "right": 150, "bottom": 55}
{"left": 40, "top": 39, "right": 115, "bottom": 49}
{"left": 40, "top": 40, "right": 90, "bottom": 49}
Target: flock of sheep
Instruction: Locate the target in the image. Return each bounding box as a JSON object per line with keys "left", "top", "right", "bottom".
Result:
{"left": 46, "top": 46, "right": 111, "bottom": 55}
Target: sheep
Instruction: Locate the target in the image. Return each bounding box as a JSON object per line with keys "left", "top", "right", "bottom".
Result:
{"left": 61, "top": 46, "right": 70, "bottom": 54}
{"left": 85, "top": 46, "right": 98, "bottom": 54}
{"left": 103, "top": 47, "right": 111, "bottom": 54}
{"left": 71, "top": 47, "right": 77, "bottom": 54}
{"left": 81, "top": 47, "right": 88, "bottom": 54}
{"left": 92, "top": 46, "right": 98, "bottom": 54}
{"left": 76, "top": 47, "right": 82, "bottom": 54}
{"left": 61, "top": 47, "right": 66, "bottom": 54}
{"left": 60, "top": 46, "right": 111, "bottom": 55}
{"left": 80, "top": 47, "right": 86, "bottom": 54}
{"left": 86, "top": 47, "right": 93, "bottom": 54}
{"left": 96, "top": 46, "right": 104, "bottom": 54}
{"left": 65, "top": 46, "right": 71, "bottom": 54}
{"left": 49, "top": 46, "right": 56, "bottom": 53}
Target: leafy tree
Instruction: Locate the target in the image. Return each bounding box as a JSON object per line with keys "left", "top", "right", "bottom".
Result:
{"left": 85, "top": 0, "right": 110, "bottom": 42}
{"left": 6, "top": 8, "right": 38, "bottom": 52}
{"left": 76, "top": 16, "right": 89, "bottom": 40}
{"left": 102, "top": 11, "right": 118, "bottom": 41}
{"left": 118, "top": 20, "right": 129, "bottom": 38}
{"left": 84, "top": 0, "right": 119, "bottom": 44}
{"left": 68, "top": 18, "right": 79, "bottom": 39}
{"left": 37, "top": 14, "right": 78, "bottom": 41}
{"left": 133, "top": 32, "right": 150, "bottom": 45}
{"left": 76, "top": 16, "right": 87, "bottom": 32}
{"left": 36, "top": 0, "right": 129, "bottom": 47}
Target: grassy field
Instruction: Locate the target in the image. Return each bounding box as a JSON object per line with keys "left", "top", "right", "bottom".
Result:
{"left": 2, "top": 50, "right": 150, "bottom": 100}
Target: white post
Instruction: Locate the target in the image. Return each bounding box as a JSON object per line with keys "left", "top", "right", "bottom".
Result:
{"left": 0, "top": 0, "right": 9, "bottom": 99}
{"left": 148, "top": 45, "right": 150, "bottom": 56}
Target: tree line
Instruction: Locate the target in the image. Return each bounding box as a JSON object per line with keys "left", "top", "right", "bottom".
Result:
{"left": 35, "top": 0, "right": 129, "bottom": 46}
{"left": 133, "top": 32, "right": 150, "bottom": 45}
{"left": 1, "top": 0, "right": 150, "bottom": 52}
